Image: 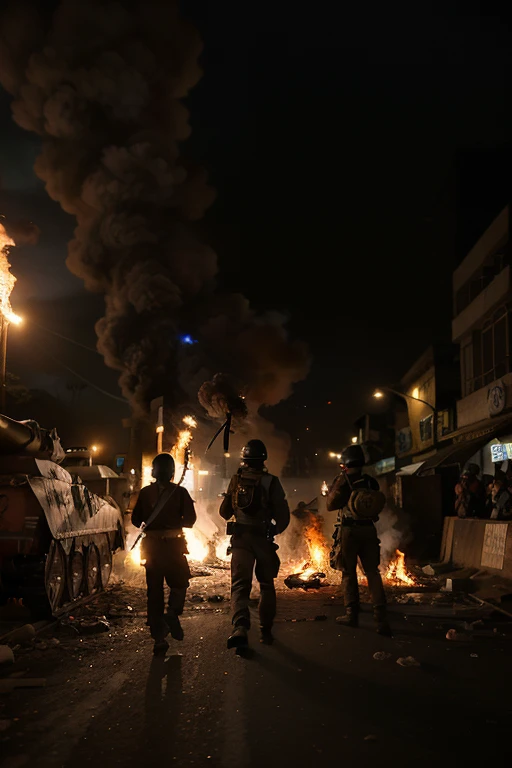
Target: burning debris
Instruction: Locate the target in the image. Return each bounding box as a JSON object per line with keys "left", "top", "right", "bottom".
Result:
{"left": 384, "top": 550, "right": 416, "bottom": 587}
{"left": 284, "top": 515, "right": 331, "bottom": 589}
{"left": 284, "top": 568, "right": 326, "bottom": 590}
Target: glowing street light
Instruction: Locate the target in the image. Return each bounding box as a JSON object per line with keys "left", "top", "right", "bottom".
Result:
{"left": 373, "top": 386, "right": 435, "bottom": 413}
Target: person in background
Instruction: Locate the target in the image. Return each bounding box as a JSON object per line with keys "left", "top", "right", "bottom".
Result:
{"left": 490, "top": 470, "right": 512, "bottom": 520}
{"left": 454, "top": 463, "right": 485, "bottom": 518}
{"left": 482, "top": 474, "right": 494, "bottom": 519}
{"left": 219, "top": 439, "right": 290, "bottom": 649}
{"left": 131, "top": 453, "right": 196, "bottom": 655}
{"left": 325, "top": 444, "right": 391, "bottom": 636}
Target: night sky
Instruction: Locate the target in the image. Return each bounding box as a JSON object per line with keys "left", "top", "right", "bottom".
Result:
{"left": 1, "top": 2, "right": 512, "bottom": 461}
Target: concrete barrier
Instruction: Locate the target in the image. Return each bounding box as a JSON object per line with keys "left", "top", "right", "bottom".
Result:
{"left": 440, "top": 516, "right": 512, "bottom": 578}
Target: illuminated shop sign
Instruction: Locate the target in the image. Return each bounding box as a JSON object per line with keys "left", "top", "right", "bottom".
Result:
{"left": 491, "top": 443, "right": 512, "bottom": 462}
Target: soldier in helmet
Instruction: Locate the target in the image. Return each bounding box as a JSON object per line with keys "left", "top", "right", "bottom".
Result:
{"left": 131, "top": 453, "right": 197, "bottom": 655}
{"left": 219, "top": 439, "right": 290, "bottom": 649}
{"left": 326, "top": 444, "right": 391, "bottom": 635}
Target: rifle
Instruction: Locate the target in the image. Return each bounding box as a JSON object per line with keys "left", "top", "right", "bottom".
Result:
{"left": 130, "top": 448, "right": 191, "bottom": 552}
{"left": 328, "top": 467, "right": 352, "bottom": 570}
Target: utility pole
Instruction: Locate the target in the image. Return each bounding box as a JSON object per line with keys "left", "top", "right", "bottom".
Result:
{"left": 0, "top": 315, "right": 8, "bottom": 413}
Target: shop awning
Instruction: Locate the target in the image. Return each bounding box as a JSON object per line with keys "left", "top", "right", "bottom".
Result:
{"left": 396, "top": 462, "right": 425, "bottom": 476}
{"left": 416, "top": 433, "right": 500, "bottom": 476}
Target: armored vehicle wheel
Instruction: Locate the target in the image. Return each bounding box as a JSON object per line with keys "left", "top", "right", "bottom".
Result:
{"left": 68, "top": 548, "right": 85, "bottom": 600}
{"left": 45, "top": 541, "right": 67, "bottom": 613}
{"left": 98, "top": 535, "right": 113, "bottom": 588}
{"left": 85, "top": 545, "right": 101, "bottom": 594}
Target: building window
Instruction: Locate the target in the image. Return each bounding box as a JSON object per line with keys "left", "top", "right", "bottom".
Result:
{"left": 419, "top": 414, "right": 433, "bottom": 442}
{"left": 462, "top": 309, "right": 509, "bottom": 395}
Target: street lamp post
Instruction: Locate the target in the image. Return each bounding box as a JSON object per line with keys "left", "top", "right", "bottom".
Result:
{"left": 0, "top": 315, "right": 9, "bottom": 413}
{"left": 373, "top": 386, "right": 437, "bottom": 445}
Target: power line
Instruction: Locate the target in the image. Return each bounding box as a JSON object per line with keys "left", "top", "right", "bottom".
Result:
{"left": 30, "top": 321, "right": 101, "bottom": 355}
{"left": 49, "top": 355, "right": 129, "bottom": 405}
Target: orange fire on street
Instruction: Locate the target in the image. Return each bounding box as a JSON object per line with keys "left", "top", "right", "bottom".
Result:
{"left": 384, "top": 550, "right": 415, "bottom": 586}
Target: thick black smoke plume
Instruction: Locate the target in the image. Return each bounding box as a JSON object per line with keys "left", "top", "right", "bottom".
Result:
{"left": 0, "top": 0, "right": 310, "bottom": 423}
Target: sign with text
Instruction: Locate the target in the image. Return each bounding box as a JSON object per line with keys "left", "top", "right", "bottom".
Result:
{"left": 481, "top": 523, "right": 508, "bottom": 570}
{"left": 491, "top": 443, "right": 512, "bottom": 463}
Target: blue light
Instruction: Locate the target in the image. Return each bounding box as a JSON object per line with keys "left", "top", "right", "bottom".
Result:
{"left": 179, "top": 334, "right": 197, "bottom": 345}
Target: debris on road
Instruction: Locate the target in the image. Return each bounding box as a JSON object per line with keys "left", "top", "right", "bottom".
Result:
{"left": 284, "top": 572, "right": 325, "bottom": 590}
{"left": 373, "top": 651, "right": 392, "bottom": 661}
{"left": 395, "top": 593, "right": 422, "bottom": 605}
{"left": 0, "top": 645, "right": 15, "bottom": 665}
{"left": 2, "top": 624, "right": 36, "bottom": 645}
{"left": 0, "top": 678, "right": 46, "bottom": 694}
{"left": 364, "top": 734, "right": 378, "bottom": 741}
{"left": 396, "top": 656, "right": 421, "bottom": 667}
{"left": 422, "top": 562, "right": 452, "bottom": 576}
{"left": 76, "top": 618, "right": 110, "bottom": 635}
{"left": 446, "top": 628, "right": 470, "bottom": 641}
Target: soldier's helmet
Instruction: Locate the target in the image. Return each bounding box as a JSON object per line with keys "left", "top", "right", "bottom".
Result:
{"left": 152, "top": 453, "right": 175, "bottom": 479}
{"left": 340, "top": 444, "right": 366, "bottom": 469}
{"left": 241, "top": 439, "right": 268, "bottom": 463}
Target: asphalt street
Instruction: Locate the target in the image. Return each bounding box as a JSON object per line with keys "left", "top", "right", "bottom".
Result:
{"left": 1, "top": 586, "right": 511, "bottom": 768}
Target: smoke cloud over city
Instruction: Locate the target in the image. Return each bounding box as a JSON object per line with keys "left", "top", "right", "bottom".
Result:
{"left": 0, "top": 0, "right": 310, "bottom": 448}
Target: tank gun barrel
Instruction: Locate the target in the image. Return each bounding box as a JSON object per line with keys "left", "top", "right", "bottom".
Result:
{"left": 0, "top": 413, "right": 62, "bottom": 460}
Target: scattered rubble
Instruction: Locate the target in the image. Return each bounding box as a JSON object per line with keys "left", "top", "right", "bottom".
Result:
{"left": 373, "top": 651, "right": 392, "bottom": 661}
{"left": 2, "top": 624, "right": 36, "bottom": 645}
{"left": 284, "top": 572, "right": 326, "bottom": 590}
{"left": 76, "top": 618, "right": 110, "bottom": 635}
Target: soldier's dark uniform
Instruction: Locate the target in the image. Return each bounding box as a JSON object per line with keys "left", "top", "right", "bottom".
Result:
{"left": 220, "top": 439, "right": 290, "bottom": 648}
{"left": 131, "top": 454, "right": 196, "bottom": 654}
{"left": 326, "top": 445, "right": 390, "bottom": 634}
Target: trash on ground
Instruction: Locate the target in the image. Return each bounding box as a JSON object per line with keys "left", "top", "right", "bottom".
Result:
{"left": 373, "top": 651, "right": 392, "bottom": 661}
{"left": 396, "top": 656, "right": 421, "bottom": 667}
{"left": 0, "top": 645, "right": 15, "bottom": 665}
{"left": 364, "top": 734, "right": 378, "bottom": 741}
{"left": 284, "top": 572, "right": 325, "bottom": 590}
{"left": 76, "top": 618, "right": 110, "bottom": 635}
{"left": 2, "top": 624, "right": 36, "bottom": 645}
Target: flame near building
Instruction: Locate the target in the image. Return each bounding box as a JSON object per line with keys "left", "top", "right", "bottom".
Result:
{"left": 0, "top": 223, "right": 22, "bottom": 326}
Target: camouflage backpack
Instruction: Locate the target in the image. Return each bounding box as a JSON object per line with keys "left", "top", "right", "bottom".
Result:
{"left": 347, "top": 488, "right": 386, "bottom": 519}
{"left": 232, "top": 470, "right": 272, "bottom": 515}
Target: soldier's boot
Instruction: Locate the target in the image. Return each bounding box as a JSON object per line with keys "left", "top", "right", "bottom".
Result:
{"left": 227, "top": 621, "right": 249, "bottom": 649}
{"left": 374, "top": 606, "right": 392, "bottom": 637}
{"left": 259, "top": 625, "right": 274, "bottom": 645}
{"left": 335, "top": 606, "right": 359, "bottom": 628}
{"left": 165, "top": 611, "right": 184, "bottom": 641}
{"left": 153, "top": 639, "right": 169, "bottom": 656}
